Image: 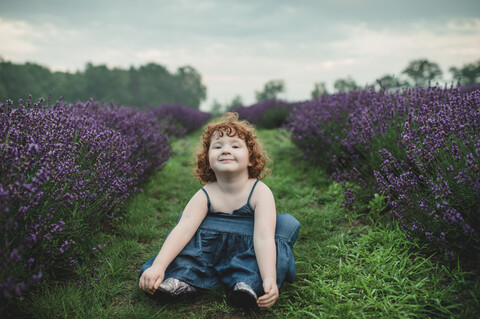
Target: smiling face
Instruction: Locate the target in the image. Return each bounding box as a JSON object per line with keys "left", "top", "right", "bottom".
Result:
{"left": 194, "top": 112, "right": 270, "bottom": 184}
{"left": 208, "top": 131, "right": 251, "bottom": 177}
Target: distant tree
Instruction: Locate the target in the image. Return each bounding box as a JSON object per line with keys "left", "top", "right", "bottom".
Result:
{"left": 127, "top": 66, "right": 140, "bottom": 98}
{"left": 0, "top": 62, "right": 24, "bottom": 101}
{"left": 375, "top": 74, "right": 409, "bottom": 90}
{"left": 0, "top": 83, "right": 6, "bottom": 99}
{"left": 210, "top": 99, "right": 224, "bottom": 115}
{"left": 402, "top": 58, "right": 442, "bottom": 87}
{"left": 210, "top": 95, "right": 244, "bottom": 115}
{"left": 0, "top": 61, "right": 54, "bottom": 102}
{"left": 83, "top": 63, "right": 130, "bottom": 103}
{"left": 226, "top": 95, "right": 244, "bottom": 111}
{"left": 449, "top": 59, "right": 480, "bottom": 85}
{"left": 50, "top": 70, "right": 85, "bottom": 102}
{"left": 255, "top": 79, "right": 285, "bottom": 101}
{"left": 311, "top": 82, "right": 329, "bottom": 98}
{"left": 334, "top": 76, "right": 358, "bottom": 93}
{"left": 174, "top": 66, "right": 207, "bottom": 109}
{"left": 136, "top": 62, "right": 173, "bottom": 108}
{"left": 0, "top": 60, "right": 207, "bottom": 108}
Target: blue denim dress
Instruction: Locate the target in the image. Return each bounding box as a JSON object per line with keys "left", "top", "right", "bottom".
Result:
{"left": 139, "top": 180, "right": 301, "bottom": 297}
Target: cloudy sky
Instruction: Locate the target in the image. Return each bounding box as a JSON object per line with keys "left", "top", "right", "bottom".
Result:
{"left": 1, "top": 0, "right": 479, "bottom": 110}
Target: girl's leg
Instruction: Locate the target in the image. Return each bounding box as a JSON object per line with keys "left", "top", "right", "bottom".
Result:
{"left": 275, "top": 213, "right": 301, "bottom": 247}
{"left": 275, "top": 214, "right": 301, "bottom": 283}
{"left": 218, "top": 214, "right": 301, "bottom": 308}
{"left": 138, "top": 212, "right": 213, "bottom": 298}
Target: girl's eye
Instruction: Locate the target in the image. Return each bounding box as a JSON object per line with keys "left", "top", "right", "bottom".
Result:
{"left": 232, "top": 145, "right": 240, "bottom": 149}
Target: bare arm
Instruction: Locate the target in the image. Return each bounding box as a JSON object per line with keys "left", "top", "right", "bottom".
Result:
{"left": 252, "top": 182, "right": 278, "bottom": 308}
{"left": 139, "top": 189, "right": 208, "bottom": 294}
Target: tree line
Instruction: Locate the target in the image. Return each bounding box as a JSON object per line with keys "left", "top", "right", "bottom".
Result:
{"left": 1, "top": 57, "right": 478, "bottom": 111}
{"left": 211, "top": 58, "right": 480, "bottom": 113}
{"left": 310, "top": 58, "right": 480, "bottom": 98}
{"left": 0, "top": 60, "right": 207, "bottom": 109}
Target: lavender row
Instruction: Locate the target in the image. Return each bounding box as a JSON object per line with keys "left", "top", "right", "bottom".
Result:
{"left": 231, "top": 99, "right": 299, "bottom": 129}
{"left": 152, "top": 103, "right": 212, "bottom": 135}
{"left": 287, "top": 85, "right": 480, "bottom": 258}
{"left": 0, "top": 98, "right": 174, "bottom": 299}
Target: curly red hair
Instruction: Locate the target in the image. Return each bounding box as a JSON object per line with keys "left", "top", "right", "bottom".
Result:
{"left": 194, "top": 112, "right": 270, "bottom": 184}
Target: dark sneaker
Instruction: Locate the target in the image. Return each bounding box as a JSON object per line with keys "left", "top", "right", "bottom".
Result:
{"left": 158, "top": 278, "right": 197, "bottom": 296}
{"left": 228, "top": 282, "right": 258, "bottom": 309}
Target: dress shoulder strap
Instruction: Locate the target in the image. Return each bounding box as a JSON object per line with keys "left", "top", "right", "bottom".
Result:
{"left": 201, "top": 187, "right": 211, "bottom": 209}
{"left": 247, "top": 179, "right": 260, "bottom": 206}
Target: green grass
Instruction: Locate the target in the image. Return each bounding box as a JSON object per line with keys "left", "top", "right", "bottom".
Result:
{"left": 4, "top": 128, "right": 479, "bottom": 318}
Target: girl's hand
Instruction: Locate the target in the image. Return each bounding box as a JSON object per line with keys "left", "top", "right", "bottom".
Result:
{"left": 257, "top": 277, "right": 279, "bottom": 308}
{"left": 139, "top": 267, "right": 164, "bottom": 295}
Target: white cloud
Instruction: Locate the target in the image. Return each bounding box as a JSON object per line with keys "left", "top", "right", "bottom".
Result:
{"left": 135, "top": 17, "right": 480, "bottom": 109}
{"left": 446, "top": 18, "right": 480, "bottom": 32}
{"left": 0, "top": 18, "right": 81, "bottom": 64}
{"left": 135, "top": 49, "right": 174, "bottom": 64}
{"left": 329, "top": 19, "right": 480, "bottom": 66}
{"left": 0, "top": 18, "right": 41, "bottom": 54}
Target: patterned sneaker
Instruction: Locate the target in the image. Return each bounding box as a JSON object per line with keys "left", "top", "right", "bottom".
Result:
{"left": 158, "top": 278, "right": 197, "bottom": 296}
{"left": 229, "top": 282, "right": 258, "bottom": 309}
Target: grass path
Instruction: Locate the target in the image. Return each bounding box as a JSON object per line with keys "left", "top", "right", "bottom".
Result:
{"left": 19, "top": 129, "right": 479, "bottom": 318}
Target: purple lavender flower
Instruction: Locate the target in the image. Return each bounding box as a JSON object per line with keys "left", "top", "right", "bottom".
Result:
{"left": 231, "top": 99, "right": 296, "bottom": 128}
{"left": 287, "top": 84, "right": 480, "bottom": 257}
{"left": 151, "top": 103, "right": 211, "bottom": 135}
{"left": 1, "top": 97, "right": 173, "bottom": 298}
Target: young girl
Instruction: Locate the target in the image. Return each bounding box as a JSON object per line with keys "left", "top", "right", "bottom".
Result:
{"left": 138, "top": 112, "right": 300, "bottom": 309}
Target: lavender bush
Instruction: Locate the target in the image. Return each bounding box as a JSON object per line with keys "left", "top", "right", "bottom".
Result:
{"left": 0, "top": 97, "right": 172, "bottom": 299}
{"left": 231, "top": 99, "right": 296, "bottom": 129}
{"left": 375, "top": 87, "right": 480, "bottom": 256}
{"left": 287, "top": 91, "right": 367, "bottom": 166}
{"left": 288, "top": 85, "right": 480, "bottom": 257}
{"left": 152, "top": 103, "right": 211, "bottom": 135}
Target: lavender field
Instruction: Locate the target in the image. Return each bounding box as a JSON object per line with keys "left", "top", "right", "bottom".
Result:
{"left": 1, "top": 85, "right": 479, "bottom": 317}
{"left": 229, "top": 84, "right": 480, "bottom": 260}
{"left": 0, "top": 97, "right": 210, "bottom": 299}
{"left": 288, "top": 85, "right": 480, "bottom": 258}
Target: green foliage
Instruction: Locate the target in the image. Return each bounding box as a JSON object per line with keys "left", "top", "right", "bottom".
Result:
{"left": 175, "top": 66, "right": 207, "bottom": 108}
{"left": 375, "top": 74, "right": 410, "bottom": 90}
{"left": 334, "top": 76, "right": 358, "bottom": 92}
{"left": 210, "top": 95, "right": 244, "bottom": 116}
{"left": 449, "top": 59, "right": 480, "bottom": 85}
{"left": 226, "top": 95, "right": 244, "bottom": 111}
{"left": 255, "top": 79, "right": 286, "bottom": 102}
{"left": 402, "top": 58, "right": 443, "bottom": 87}
{"left": 0, "top": 62, "right": 56, "bottom": 102}
{"left": 0, "top": 60, "right": 207, "bottom": 109}
{"left": 256, "top": 106, "right": 291, "bottom": 129}
{"left": 311, "top": 82, "right": 329, "bottom": 99}
{"left": 210, "top": 99, "right": 224, "bottom": 115}
{"left": 367, "top": 193, "right": 388, "bottom": 224}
